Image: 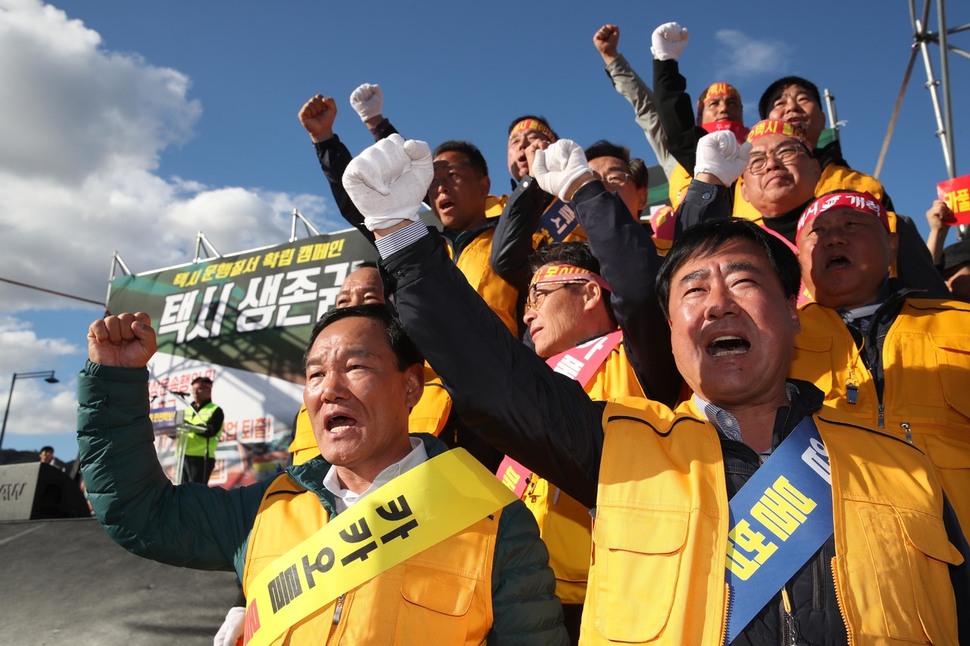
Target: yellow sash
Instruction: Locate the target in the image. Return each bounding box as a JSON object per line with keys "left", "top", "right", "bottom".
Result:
{"left": 243, "top": 448, "right": 516, "bottom": 646}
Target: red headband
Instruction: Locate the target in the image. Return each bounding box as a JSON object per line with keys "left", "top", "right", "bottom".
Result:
{"left": 699, "top": 82, "right": 740, "bottom": 104}
{"left": 697, "top": 82, "right": 742, "bottom": 124}
{"left": 701, "top": 120, "right": 750, "bottom": 144}
{"left": 796, "top": 191, "right": 890, "bottom": 242}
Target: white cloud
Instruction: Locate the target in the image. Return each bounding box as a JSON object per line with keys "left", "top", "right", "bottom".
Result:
{"left": 0, "top": 0, "right": 197, "bottom": 185}
{"left": 1, "top": 384, "right": 78, "bottom": 440}
{"left": 0, "top": 1, "right": 343, "bottom": 454}
{"left": 0, "top": 0, "right": 331, "bottom": 312}
{"left": 712, "top": 29, "right": 789, "bottom": 79}
{"left": 0, "top": 316, "right": 78, "bottom": 369}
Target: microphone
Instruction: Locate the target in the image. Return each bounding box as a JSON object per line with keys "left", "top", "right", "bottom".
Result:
{"left": 171, "top": 391, "right": 191, "bottom": 397}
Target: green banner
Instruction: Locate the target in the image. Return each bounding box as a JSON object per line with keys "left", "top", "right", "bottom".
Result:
{"left": 108, "top": 229, "right": 378, "bottom": 384}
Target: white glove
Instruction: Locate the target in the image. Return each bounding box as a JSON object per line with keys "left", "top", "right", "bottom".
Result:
{"left": 694, "top": 130, "right": 752, "bottom": 186}
{"left": 651, "top": 22, "right": 689, "bottom": 61}
{"left": 349, "top": 83, "right": 383, "bottom": 122}
{"left": 213, "top": 606, "right": 245, "bottom": 646}
{"left": 531, "top": 140, "right": 594, "bottom": 202}
{"left": 342, "top": 133, "right": 433, "bottom": 231}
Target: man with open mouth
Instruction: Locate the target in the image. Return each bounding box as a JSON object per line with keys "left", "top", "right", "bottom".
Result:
{"left": 79, "top": 304, "right": 568, "bottom": 645}
{"left": 299, "top": 86, "right": 519, "bottom": 472}
{"left": 351, "top": 134, "right": 970, "bottom": 645}
{"left": 793, "top": 189, "right": 970, "bottom": 539}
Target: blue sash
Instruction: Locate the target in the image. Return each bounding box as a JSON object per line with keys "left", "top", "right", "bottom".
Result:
{"left": 724, "top": 417, "right": 833, "bottom": 643}
{"left": 537, "top": 199, "right": 579, "bottom": 242}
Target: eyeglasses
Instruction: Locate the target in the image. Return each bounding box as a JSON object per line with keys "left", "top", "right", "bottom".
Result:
{"left": 591, "top": 170, "right": 633, "bottom": 187}
{"left": 746, "top": 143, "right": 807, "bottom": 175}
{"left": 527, "top": 279, "right": 589, "bottom": 310}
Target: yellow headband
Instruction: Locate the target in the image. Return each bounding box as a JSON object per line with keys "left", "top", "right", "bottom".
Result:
{"left": 509, "top": 119, "right": 555, "bottom": 142}
{"left": 745, "top": 118, "right": 809, "bottom": 145}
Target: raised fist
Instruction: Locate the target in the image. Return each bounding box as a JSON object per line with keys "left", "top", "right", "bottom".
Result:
{"left": 651, "top": 22, "right": 689, "bottom": 61}
{"left": 342, "top": 134, "right": 434, "bottom": 231}
{"left": 350, "top": 83, "right": 384, "bottom": 122}
{"left": 87, "top": 312, "right": 157, "bottom": 368}
{"left": 531, "top": 139, "right": 594, "bottom": 202}
{"left": 298, "top": 94, "right": 337, "bottom": 142}
{"left": 694, "top": 130, "right": 751, "bottom": 186}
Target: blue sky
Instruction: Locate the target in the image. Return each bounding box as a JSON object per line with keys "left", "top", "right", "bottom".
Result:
{"left": 1, "top": 0, "right": 967, "bottom": 460}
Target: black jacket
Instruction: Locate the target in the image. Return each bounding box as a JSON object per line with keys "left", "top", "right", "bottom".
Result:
{"left": 313, "top": 118, "right": 400, "bottom": 246}
{"left": 383, "top": 223, "right": 969, "bottom": 645}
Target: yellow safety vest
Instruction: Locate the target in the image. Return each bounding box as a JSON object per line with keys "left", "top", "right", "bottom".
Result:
{"left": 410, "top": 223, "right": 520, "bottom": 438}
{"left": 524, "top": 342, "right": 643, "bottom": 605}
{"left": 666, "top": 163, "right": 693, "bottom": 210}
{"left": 580, "top": 397, "right": 961, "bottom": 645}
{"left": 287, "top": 405, "right": 316, "bottom": 466}
{"left": 184, "top": 402, "right": 222, "bottom": 457}
{"left": 292, "top": 221, "right": 522, "bottom": 454}
{"left": 793, "top": 298, "right": 970, "bottom": 534}
{"left": 449, "top": 224, "right": 519, "bottom": 335}
{"left": 242, "top": 472, "right": 498, "bottom": 645}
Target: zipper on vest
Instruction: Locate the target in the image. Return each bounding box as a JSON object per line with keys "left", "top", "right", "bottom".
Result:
{"left": 900, "top": 422, "right": 912, "bottom": 443}
{"left": 332, "top": 594, "right": 345, "bottom": 625}
{"left": 780, "top": 587, "right": 796, "bottom": 645}
{"left": 719, "top": 582, "right": 731, "bottom": 645}
{"left": 831, "top": 557, "right": 853, "bottom": 644}
{"left": 812, "top": 555, "right": 825, "bottom": 612}
{"left": 877, "top": 403, "right": 885, "bottom": 428}
{"left": 325, "top": 594, "right": 347, "bottom": 645}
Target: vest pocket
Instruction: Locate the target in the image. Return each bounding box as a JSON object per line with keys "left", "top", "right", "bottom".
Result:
{"left": 591, "top": 506, "right": 688, "bottom": 642}
{"left": 792, "top": 334, "right": 833, "bottom": 396}
{"left": 396, "top": 565, "right": 476, "bottom": 643}
{"left": 897, "top": 508, "right": 962, "bottom": 642}
{"left": 848, "top": 504, "right": 960, "bottom": 642}
{"left": 932, "top": 334, "right": 970, "bottom": 420}
{"left": 921, "top": 434, "right": 970, "bottom": 538}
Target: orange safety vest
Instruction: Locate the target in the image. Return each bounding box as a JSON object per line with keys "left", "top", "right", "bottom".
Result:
{"left": 242, "top": 473, "right": 498, "bottom": 645}
{"left": 792, "top": 298, "right": 970, "bottom": 534}
{"left": 579, "top": 397, "right": 961, "bottom": 644}
{"left": 524, "top": 340, "right": 643, "bottom": 605}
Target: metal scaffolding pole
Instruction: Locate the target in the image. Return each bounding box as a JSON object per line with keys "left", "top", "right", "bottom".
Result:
{"left": 884, "top": 0, "right": 966, "bottom": 238}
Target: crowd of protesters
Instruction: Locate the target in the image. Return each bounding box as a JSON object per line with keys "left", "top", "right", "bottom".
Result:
{"left": 80, "top": 20, "right": 970, "bottom": 645}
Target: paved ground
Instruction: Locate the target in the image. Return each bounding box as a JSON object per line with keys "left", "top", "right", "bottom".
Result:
{"left": 0, "top": 517, "right": 240, "bottom": 645}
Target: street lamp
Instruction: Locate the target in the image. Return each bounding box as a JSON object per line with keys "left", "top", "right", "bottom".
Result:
{"left": 0, "top": 370, "right": 60, "bottom": 454}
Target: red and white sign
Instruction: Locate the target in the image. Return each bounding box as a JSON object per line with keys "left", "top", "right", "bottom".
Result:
{"left": 937, "top": 174, "right": 970, "bottom": 225}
